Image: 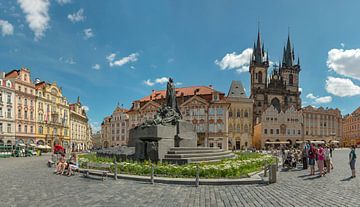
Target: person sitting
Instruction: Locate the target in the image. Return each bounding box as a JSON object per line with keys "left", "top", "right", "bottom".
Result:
{"left": 67, "top": 153, "right": 79, "bottom": 176}
{"left": 56, "top": 155, "right": 67, "bottom": 175}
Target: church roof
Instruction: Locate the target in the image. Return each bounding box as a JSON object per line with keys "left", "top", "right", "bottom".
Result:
{"left": 227, "top": 80, "right": 246, "bottom": 98}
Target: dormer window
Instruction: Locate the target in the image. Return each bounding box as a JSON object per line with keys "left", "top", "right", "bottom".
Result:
{"left": 213, "top": 94, "right": 218, "bottom": 101}
{"left": 24, "top": 74, "right": 27, "bottom": 81}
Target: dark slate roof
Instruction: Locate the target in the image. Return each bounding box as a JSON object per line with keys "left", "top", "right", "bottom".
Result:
{"left": 227, "top": 80, "right": 246, "bottom": 98}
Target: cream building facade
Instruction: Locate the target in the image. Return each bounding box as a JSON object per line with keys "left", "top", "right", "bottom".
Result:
{"left": 253, "top": 105, "right": 303, "bottom": 149}
{"left": 35, "top": 81, "right": 70, "bottom": 148}
{"left": 70, "top": 97, "right": 90, "bottom": 151}
{"left": 226, "top": 81, "right": 253, "bottom": 150}
{"left": 0, "top": 72, "right": 15, "bottom": 146}
{"left": 302, "top": 106, "right": 342, "bottom": 144}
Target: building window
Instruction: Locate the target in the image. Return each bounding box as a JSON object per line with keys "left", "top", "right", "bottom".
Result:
{"left": 216, "top": 108, "right": 223, "bottom": 115}
{"left": 24, "top": 125, "right": 27, "bottom": 133}
{"left": 7, "top": 108, "right": 11, "bottom": 118}
{"left": 276, "top": 129, "right": 279, "bottom": 134}
{"left": 244, "top": 111, "right": 249, "bottom": 117}
{"left": 0, "top": 123, "right": 3, "bottom": 132}
{"left": 217, "top": 143, "right": 222, "bottom": 149}
{"left": 289, "top": 74, "right": 294, "bottom": 85}
{"left": 270, "top": 129, "right": 273, "bottom": 134}
{"left": 209, "top": 108, "right": 215, "bottom": 116}
{"left": 18, "top": 125, "right": 21, "bottom": 132}
{"left": 237, "top": 111, "right": 240, "bottom": 117}
{"left": 264, "top": 129, "right": 268, "bottom": 134}
{"left": 24, "top": 110, "right": 28, "bottom": 119}
{"left": 30, "top": 126, "right": 33, "bottom": 133}
{"left": 209, "top": 143, "right": 214, "bottom": 148}
{"left": 39, "top": 126, "right": 43, "bottom": 134}
{"left": 229, "top": 111, "right": 233, "bottom": 117}
{"left": 7, "top": 94, "right": 11, "bottom": 104}
{"left": 298, "top": 130, "right": 301, "bottom": 135}
{"left": 30, "top": 111, "right": 33, "bottom": 120}
{"left": 7, "top": 124, "right": 11, "bottom": 133}
{"left": 18, "top": 109, "right": 21, "bottom": 118}
{"left": 258, "top": 71, "right": 263, "bottom": 83}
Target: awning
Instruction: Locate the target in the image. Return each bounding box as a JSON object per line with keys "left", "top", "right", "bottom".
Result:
{"left": 330, "top": 140, "right": 340, "bottom": 143}
{"left": 309, "top": 141, "right": 325, "bottom": 144}
{"left": 44, "top": 145, "right": 51, "bottom": 149}
{"left": 37, "top": 145, "right": 45, "bottom": 149}
{"left": 295, "top": 141, "right": 303, "bottom": 144}
{"left": 29, "top": 144, "right": 37, "bottom": 147}
{"left": 265, "top": 141, "right": 290, "bottom": 144}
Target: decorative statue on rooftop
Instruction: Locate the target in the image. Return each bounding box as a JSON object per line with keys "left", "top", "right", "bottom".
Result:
{"left": 140, "top": 78, "right": 182, "bottom": 128}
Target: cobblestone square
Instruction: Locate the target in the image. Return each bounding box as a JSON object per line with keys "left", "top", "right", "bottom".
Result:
{"left": 0, "top": 149, "right": 359, "bottom": 207}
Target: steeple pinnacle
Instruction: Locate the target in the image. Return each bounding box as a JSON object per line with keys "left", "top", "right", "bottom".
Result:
{"left": 253, "top": 28, "right": 264, "bottom": 64}
{"left": 282, "top": 32, "right": 295, "bottom": 67}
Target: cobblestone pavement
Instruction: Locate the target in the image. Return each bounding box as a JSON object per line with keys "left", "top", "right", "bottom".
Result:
{"left": 0, "top": 149, "right": 359, "bottom": 207}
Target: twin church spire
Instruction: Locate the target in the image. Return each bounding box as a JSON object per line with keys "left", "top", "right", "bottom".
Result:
{"left": 250, "top": 29, "right": 300, "bottom": 68}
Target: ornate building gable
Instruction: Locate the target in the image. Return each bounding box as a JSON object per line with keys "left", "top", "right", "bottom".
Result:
{"left": 180, "top": 95, "right": 209, "bottom": 108}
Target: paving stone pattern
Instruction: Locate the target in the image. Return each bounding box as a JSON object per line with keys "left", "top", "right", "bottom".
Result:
{"left": 0, "top": 149, "right": 359, "bottom": 207}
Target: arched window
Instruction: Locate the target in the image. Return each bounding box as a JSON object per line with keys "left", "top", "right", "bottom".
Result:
{"left": 258, "top": 71, "right": 263, "bottom": 83}
{"left": 289, "top": 74, "right": 294, "bottom": 85}
{"left": 271, "top": 98, "right": 281, "bottom": 112}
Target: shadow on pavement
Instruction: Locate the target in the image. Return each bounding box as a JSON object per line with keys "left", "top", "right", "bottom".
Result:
{"left": 340, "top": 177, "right": 353, "bottom": 182}
{"left": 303, "top": 175, "right": 322, "bottom": 180}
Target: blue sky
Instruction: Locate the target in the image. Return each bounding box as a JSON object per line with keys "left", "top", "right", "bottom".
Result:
{"left": 1, "top": 0, "right": 360, "bottom": 132}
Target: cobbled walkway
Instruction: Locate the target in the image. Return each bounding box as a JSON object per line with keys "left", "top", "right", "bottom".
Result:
{"left": 0, "top": 149, "right": 359, "bottom": 207}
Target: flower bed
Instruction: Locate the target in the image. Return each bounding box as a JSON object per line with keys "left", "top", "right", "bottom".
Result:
{"left": 79, "top": 152, "right": 276, "bottom": 179}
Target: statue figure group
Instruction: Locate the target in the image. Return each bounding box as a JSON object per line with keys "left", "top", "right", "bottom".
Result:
{"left": 140, "top": 78, "right": 182, "bottom": 128}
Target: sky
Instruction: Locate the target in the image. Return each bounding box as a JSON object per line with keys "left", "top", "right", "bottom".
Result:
{"left": 0, "top": 0, "right": 360, "bottom": 132}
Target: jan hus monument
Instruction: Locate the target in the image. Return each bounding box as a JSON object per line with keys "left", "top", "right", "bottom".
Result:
{"left": 129, "top": 78, "right": 198, "bottom": 162}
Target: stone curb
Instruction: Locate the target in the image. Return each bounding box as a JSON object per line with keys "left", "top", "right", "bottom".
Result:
{"left": 78, "top": 169, "right": 265, "bottom": 185}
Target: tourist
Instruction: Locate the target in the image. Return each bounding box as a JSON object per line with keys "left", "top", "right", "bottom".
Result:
{"left": 308, "top": 144, "right": 316, "bottom": 175}
{"left": 324, "top": 145, "right": 331, "bottom": 174}
{"left": 317, "top": 145, "right": 325, "bottom": 176}
{"left": 302, "top": 143, "right": 309, "bottom": 169}
{"left": 67, "top": 153, "right": 79, "bottom": 176}
{"left": 349, "top": 145, "right": 357, "bottom": 178}
{"left": 56, "top": 154, "right": 67, "bottom": 175}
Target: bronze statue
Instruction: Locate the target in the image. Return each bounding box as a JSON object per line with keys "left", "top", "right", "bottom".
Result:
{"left": 139, "top": 78, "right": 182, "bottom": 128}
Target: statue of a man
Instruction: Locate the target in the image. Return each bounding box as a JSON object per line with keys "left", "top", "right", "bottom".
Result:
{"left": 166, "top": 78, "right": 181, "bottom": 116}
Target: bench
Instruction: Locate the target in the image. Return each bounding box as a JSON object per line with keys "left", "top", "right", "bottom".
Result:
{"left": 82, "top": 162, "right": 113, "bottom": 181}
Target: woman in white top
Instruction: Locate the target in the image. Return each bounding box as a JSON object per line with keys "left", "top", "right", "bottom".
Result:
{"left": 324, "top": 146, "right": 331, "bottom": 173}
{"left": 67, "top": 153, "right": 79, "bottom": 176}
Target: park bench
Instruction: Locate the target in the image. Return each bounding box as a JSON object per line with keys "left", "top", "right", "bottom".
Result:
{"left": 82, "top": 162, "right": 113, "bottom": 181}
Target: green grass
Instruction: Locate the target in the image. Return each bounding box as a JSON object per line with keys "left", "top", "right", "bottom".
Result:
{"left": 79, "top": 152, "right": 277, "bottom": 179}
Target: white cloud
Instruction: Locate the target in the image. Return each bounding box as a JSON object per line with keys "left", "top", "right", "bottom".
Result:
{"left": 215, "top": 48, "right": 253, "bottom": 73}
{"left": 56, "top": 0, "right": 71, "bottom": 5}
{"left": 341, "top": 43, "right": 345, "bottom": 48}
{"left": 18, "top": 0, "right": 50, "bottom": 40}
{"left": 83, "top": 28, "right": 93, "bottom": 39}
{"left": 81, "top": 105, "right": 89, "bottom": 112}
{"left": 155, "top": 77, "right": 169, "bottom": 84}
{"left": 143, "top": 79, "right": 154, "bottom": 86}
{"left": 106, "top": 53, "right": 139, "bottom": 67}
{"left": 168, "top": 58, "right": 174, "bottom": 63}
{"left": 0, "top": 20, "right": 14, "bottom": 36}
{"left": 299, "top": 88, "right": 303, "bottom": 92}
{"left": 306, "top": 93, "right": 332, "bottom": 104}
{"left": 327, "top": 48, "right": 360, "bottom": 80}
{"left": 325, "top": 76, "right": 360, "bottom": 97}
{"left": 175, "top": 82, "right": 182, "bottom": 86}
{"left": 92, "top": 64, "right": 100, "bottom": 70}
{"left": 90, "top": 121, "right": 100, "bottom": 133}
{"left": 130, "top": 66, "right": 135, "bottom": 69}
{"left": 306, "top": 93, "right": 316, "bottom": 99}
{"left": 59, "top": 57, "right": 76, "bottom": 64}
{"left": 67, "top": 8, "right": 85, "bottom": 23}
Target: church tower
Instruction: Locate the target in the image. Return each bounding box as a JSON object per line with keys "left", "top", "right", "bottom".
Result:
{"left": 279, "top": 34, "right": 301, "bottom": 109}
{"left": 249, "top": 29, "right": 269, "bottom": 124}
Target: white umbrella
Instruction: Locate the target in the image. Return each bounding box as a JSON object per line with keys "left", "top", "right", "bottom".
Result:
{"left": 44, "top": 145, "right": 51, "bottom": 149}
{"left": 37, "top": 145, "right": 45, "bottom": 149}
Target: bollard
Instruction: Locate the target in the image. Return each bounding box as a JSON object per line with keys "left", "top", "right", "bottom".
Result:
{"left": 150, "top": 164, "right": 155, "bottom": 184}
{"left": 114, "top": 158, "right": 118, "bottom": 180}
{"left": 269, "top": 164, "right": 277, "bottom": 184}
{"left": 195, "top": 165, "right": 199, "bottom": 187}
{"left": 263, "top": 161, "right": 268, "bottom": 177}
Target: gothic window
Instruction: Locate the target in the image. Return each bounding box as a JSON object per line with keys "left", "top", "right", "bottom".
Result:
{"left": 244, "top": 110, "right": 249, "bottom": 117}
{"left": 289, "top": 74, "right": 294, "bottom": 85}
{"left": 236, "top": 110, "right": 240, "bottom": 117}
{"left": 258, "top": 102, "right": 261, "bottom": 107}
{"left": 229, "top": 110, "right": 233, "bottom": 117}
{"left": 258, "top": 71, "right": 263, "bottom": 83}
{"left": 271, "top": 98, "right": 281, "bottom": 112}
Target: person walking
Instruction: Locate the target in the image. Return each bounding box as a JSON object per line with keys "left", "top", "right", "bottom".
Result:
{"left": 324, "top": 145, "right": 331, "bottom": 174}
{"left": 317, "top": 145, "right": 325, "bottom": 177}
{"left": 308, "top": 144, "right": 316, "bottom": 175}
{"left": 302, "top": 144, "right": 308, "bottom": 169}
{"left": 349, "top": 145, "right": 357, "bottom": 178}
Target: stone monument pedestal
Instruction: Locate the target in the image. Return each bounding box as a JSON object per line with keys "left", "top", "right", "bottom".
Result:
{"left": 129, "top": 120, "right": 197, "bottom": 162}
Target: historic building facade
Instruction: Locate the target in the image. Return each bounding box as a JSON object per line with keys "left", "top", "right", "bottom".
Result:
{"left": 226, "top": 81, "right": 253, "bottom": 150}
{"left": 343, "top": 107, "right": 360, "bottom": 147}
{"left": 69, "top": 97, "right": 90, "bottom": 151}
{"left": 302, "top": 106, "right": 342, "bottom": 144}
{"left": 100, "top": 105, "right": 129, "bottom": 147}
{"left": 5, "top": 68, "right": 37, "bottom": 145}
{"left": 253, "top": 105, "right": 303, "bottom": 149}
{"left": 101, "top": 116, "right": 111, "bottom": 148}
{"left": 127, "top": 86, "right": 230, "bottom": 149}
{"left": 0, "top": 72, "right": 15, "bottom": 146}
{"left": 249, "top": 31, "right": 302, "bottom": 125}
{"left": 35, "top": 81, "right": 70, "bottom": 148}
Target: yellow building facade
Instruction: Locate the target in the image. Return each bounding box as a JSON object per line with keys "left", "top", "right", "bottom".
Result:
{"left": 35, "top": 81, "right": 70, "bottom": 149}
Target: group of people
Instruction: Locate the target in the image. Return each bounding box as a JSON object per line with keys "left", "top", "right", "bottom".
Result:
{"left": 303, "top": 142, "right": 333, "bottom": 177}
{"left": 55, "top": 152, "right": 79, "bottom": 176}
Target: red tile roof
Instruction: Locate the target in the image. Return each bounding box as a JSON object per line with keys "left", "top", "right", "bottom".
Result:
{"left": 138, "top": 86, "right": 221, "bottom": 102}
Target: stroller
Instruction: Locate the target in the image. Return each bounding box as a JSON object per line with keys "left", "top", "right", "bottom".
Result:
{"left": 283, "top": 152, "right": 297, "bottom": 169}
